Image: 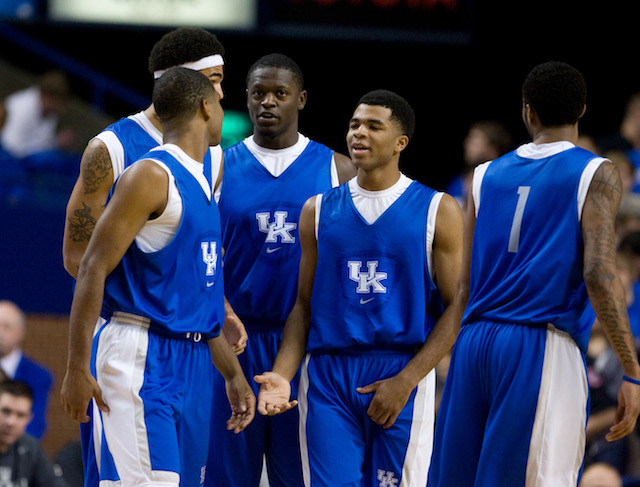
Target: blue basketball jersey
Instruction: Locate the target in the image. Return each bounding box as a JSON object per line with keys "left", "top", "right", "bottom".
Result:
{"left": 308, "top": 181, "right": 443, "bottom": 354}
{"left": 464, "top": 143, "right": 602, "bottom": 352}
{"left": 102, "top": 146, "right": 225, "bottom": 339}
{"left": 218, "top": 139, "right": 334, "bottom": 328}
{"left": 103, "top": 115, "right": 216, "bottom": 188}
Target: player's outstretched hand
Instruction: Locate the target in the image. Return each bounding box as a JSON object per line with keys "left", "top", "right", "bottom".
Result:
{"left": 61, "top": 368, "right": 109, "bottom": 423}
{"left": 254, "top": 371, "right": 298, "bottom": 416}
{"left": 606, "top": 380, "right": 640, "bottom": 442}
{"left": 225, "top": 375, "right": 256, "bottom": 434}
{"left": 356, "top": 375, "right": 413, "bottom": 429}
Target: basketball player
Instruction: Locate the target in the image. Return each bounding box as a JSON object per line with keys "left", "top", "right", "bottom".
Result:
{"left": 61, "top": 68, "right": 255, "bottom": 487}
{"left": 63, "top": 27, "right": 225, "bottom": 278}
{"left": 61, "top": 29, "right": 247, "bottom": 352}
{"left": 255, "top": 89, "right": 464, "bottom": 486}
{"left": 206, "top": 53, "right": 356, "bottom": 487}
{"left": 428, "top": 61, "right": 640, "bottom": 486}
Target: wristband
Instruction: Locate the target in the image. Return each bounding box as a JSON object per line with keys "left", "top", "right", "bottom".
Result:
{"left": 623, "top": 375, "right": 640, "bottom": 386}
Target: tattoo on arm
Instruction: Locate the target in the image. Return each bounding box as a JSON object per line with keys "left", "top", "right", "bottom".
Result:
{"left": 82, "top": 145, "right": 112, "bottom": 195}
{"left": 583, "top": 163, "right": 637, "bottom": 369}
{"left": 67, "top": 202, "right": 96, "bottom": 243}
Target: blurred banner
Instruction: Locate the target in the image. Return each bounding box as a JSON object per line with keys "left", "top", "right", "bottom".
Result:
{"left": 49, "top": 0, "right": 257, "bottom": 29}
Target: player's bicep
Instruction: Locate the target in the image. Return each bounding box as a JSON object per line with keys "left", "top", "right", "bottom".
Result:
{"left": 296, "top": 196, "right": 319, "bottom": 306}
{"left": 432, "top": 194, "right": 464, "bottom": 307}
{"left": 80, "top": 161, "right": 169, "bottom": 276}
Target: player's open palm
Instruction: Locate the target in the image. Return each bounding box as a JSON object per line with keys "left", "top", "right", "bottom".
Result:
{"left": 254, "top": 371, "right": 298, "bottom": 416}
{"left": 225, "top": 375, "right": 255, "bottom": 434}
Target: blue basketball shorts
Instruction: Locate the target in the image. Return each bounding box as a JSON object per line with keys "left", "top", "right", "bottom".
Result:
{"left": 82, "top": 312, "right": 214, "bottom": 487}
{"left": 428, "top": 321, "right": 589, "bottom": 487}
{"left": 299, "top": 352, "right": 436, "bottom": 487}
{"left": 206, "top": 326, "right": 303, "bottom": 487}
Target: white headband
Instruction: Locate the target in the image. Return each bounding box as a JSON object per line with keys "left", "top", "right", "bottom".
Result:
{"left": 153, "top": 54, "right": 225, "bottom": 79}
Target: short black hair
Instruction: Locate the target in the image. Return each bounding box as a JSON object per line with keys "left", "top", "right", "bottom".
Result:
{"left": 246, "top": 53, "right": 304, "bottom": 90}
{"left": 0, "top": 380, "right": 33, "bottom": 403}
{"left": 153, "top": 67, "right": 215, "bottom": 123}
{"left": 148, "top": 28, "right": 225, "bottom": 74}
{"left": 358, "top": 89, "right": 415, "bottom": 139}
{"left": 522, "top": 61, "right": 587, "bottom": 126}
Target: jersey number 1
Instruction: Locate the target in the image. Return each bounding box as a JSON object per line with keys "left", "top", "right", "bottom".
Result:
{"left": 508, "top": 186, "right": 531, "bottom": 253}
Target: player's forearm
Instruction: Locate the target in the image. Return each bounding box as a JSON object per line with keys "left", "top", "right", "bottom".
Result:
{"left": 397, "top": 296, "right": 464, "bottom": 389}
{"left": 272, "top": 301, "right": 310, "bottom": 382}
{"left": 209, "top": 334, "right": 245, "bottom": 382}
{"left": 66, "top": 260, "right": 107, "bottom": 370}
{"left": 585, "top": 267, "right": 640, "bottom": 377}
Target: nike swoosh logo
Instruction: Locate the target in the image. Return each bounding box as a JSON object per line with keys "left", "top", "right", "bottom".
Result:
{"left": 266, "top": 247, "right": 282, "bottom": 254}
{"left": 206, "top": 281, "right": 215, "bottom": 287}
{"left": 359, "top": 297, "right": 374, "bottom": 305}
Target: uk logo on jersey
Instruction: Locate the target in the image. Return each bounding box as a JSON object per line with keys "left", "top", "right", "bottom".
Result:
{"left": 346, "top": 259, "right": 390, "bottom": 306}
{"left": 201, "top": 241, "right": 218, "bottom": 276}
{"left": 348, "top": 260, "right": 388, "bottom": 294}
{"left": 256, "top": 211, "right": 297, "bottom": 244}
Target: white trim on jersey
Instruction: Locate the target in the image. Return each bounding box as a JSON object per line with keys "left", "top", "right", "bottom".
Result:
{"left": 95, "top": 317, "right": 180, "bottom": 487}
{"left": 299, "top": 354, "right": 312, "bottom": 487}
{"left": 472, "top": 160, "right": 492, "bottom": 217}
{"left": 525, "top": 325, "right": 588, "bottom": 487}
{"left": 426, "top": 193, "right": 444, "bottom": 281}
{"left": 577, "top": 158, "right": 606, "bottom": 220}
{"left": 314, "top": 194, "right": 323, "bottom": 242}
{"left": 399, "top": 369, "right": 435, "bottom": 487}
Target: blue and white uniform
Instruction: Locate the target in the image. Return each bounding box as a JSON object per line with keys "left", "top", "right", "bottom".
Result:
{"left": 81, "top": 113, "right": 222, "bottom": 487}
{"left": 206, "top": 134, "right": 338, "bottom": 487}
{"left": 86, "top": 144, "right": 224, "bottom": 487}
{"left": 96, "top": 111, "right": 222, "bottom": 188}
{"left": 299, "top": 175, "right": 443, "bottom": 487}
{"left": 429, "top": 142, "right": 607, "bottom": 487}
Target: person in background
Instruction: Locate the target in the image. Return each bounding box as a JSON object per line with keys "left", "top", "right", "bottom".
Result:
{"left": 0, "top": 379, "right": 68, "bottom": 487}
{"left": 0, "top": 301, "right": 52, "bottom": 440}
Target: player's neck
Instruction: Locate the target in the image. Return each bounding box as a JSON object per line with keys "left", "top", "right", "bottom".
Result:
{"left": 253, "top": 129, "right": 299, "bottom": 150}
{"left": 356, "top": 166, "right": 401, "bottom": 191}
{"left": 163, "top": 130, "right": 208, "bottom": 164}
{"left": 145, "top": 105, "right": 163, "bottom": 133}
{"left": 531, "top": 124, "right": 579, "bottom": 146}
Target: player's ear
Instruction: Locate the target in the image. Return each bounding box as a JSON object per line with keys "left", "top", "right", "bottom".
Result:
{"left": 395, "top": 134, "right": 409, "bottom": 154}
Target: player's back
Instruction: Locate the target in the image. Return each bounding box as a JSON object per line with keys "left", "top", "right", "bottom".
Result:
{"left": 464, "top": 142, "right": 606, "bottom": 349}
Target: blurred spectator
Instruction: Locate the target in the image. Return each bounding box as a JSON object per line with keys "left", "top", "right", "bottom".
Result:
{"left": 618, "top": 231, "right": 640, "bottom": 341}
{"left": 0, "top": 70, "right": 75, "bottom": 159}
{"left": 584, "top": 318, "right": 626, "bottom": 473}
{"left": 580, "top": 462, "right": 622, "bottom": 487}
{"left": 598, "top": 92, "right": 640, "bottom": 192}
{"left": 0, "top": 100, "right": 30, "bottom": 205}
{"left": 0, "top": 380, "right": 68, "bottom": 487}
{"left": 0, "top": 301, "right": 52, "bottom": 439}
{"left": 446, "top": 120, "right": 513, "bottom": 207}
{"left": 0, "top": 70, "right": 80, "bottom": 202}
{"left": 578, "top": 133, "right": 601, "bottom": 154}
{"left": 615, "top": 194, "right": 640, "bottom": 246}
{"left": 53, "top": 441, "right": 82, "bottom": 487}
{"left": 607, "top": 150, "right": 636, "bottom": 196}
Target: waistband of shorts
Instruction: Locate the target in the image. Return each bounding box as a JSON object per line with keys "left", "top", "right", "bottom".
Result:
{"left": 309, "top": 347, "right": 417, "bottom": 357}
{"left": 464, "top": 320, "right": 572, "bottom": 339}
{"left": 104, "top": 311, "right": 212, "bottom": 343}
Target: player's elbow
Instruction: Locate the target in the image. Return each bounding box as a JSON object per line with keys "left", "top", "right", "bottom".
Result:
{"left": 62, "top": 249, "right": 81, "bottom": 279}
{"left": 583, "top": 260, "right": 616, "bottom": 296}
